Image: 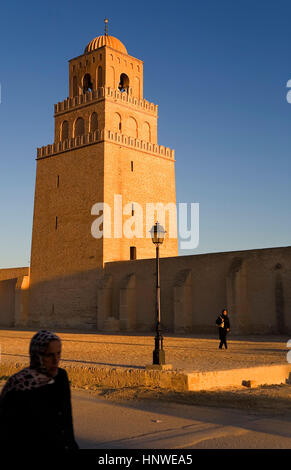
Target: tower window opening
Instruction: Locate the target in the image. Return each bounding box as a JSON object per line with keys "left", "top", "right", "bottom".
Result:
{"left": 132, "top": 204, "right": 134, "bottom": 216}
{"left": 118, "top": 73, "right": 130, "bottom": 93}
{"left": 90, "top": 112, "right": 98, "bottom": 132}
{"left": 57, "top": 175, "right": 60, "bottom": 188}
{"left": 131, "top": 161, "right": 133, "bottom": 172}
{"left": 72, "top": 76, "right": 78, "bottom": 97}
{"left": 130, "top": 246, "right": 136, "bottom": 260}
{"left": 119, "top": 122, "right": 122, "bottom": 131}
{"left": 74, "top": 117, "right": 85, "bottom": 137}
{"left": 97, "top": 66, "right": 103, "bottom": 88}
{"left": 55, "top": 216, "right": 58, "bottom": 230}
{"left": 83, "top": 73, "right": 93, "bottom": 93}
{"left": 60, "top": 120, "right": 69, "bottom": 141}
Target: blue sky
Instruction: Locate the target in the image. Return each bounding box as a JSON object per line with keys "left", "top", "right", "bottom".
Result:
{"left": 0, "top": 0, "right": 291, "bottom": 267}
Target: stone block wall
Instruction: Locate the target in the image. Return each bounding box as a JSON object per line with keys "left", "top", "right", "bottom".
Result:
{"left": 98, "top": 246, "right": 291, "bottom": 335}
{"left": 0, "top": 268, "right": 29, "bottom": 327}
{"left": 2, "top": 247, "right": 291, "bottom": 336}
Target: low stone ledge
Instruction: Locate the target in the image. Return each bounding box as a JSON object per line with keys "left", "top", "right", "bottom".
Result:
{"left": 65, "top": 364, "right": 291, "bottom": 392}
{"left": 1, "top": 363, "right": 291, "bottom": 393}
{"left": 186, "top": 364, "right": 291, "bottom": 391}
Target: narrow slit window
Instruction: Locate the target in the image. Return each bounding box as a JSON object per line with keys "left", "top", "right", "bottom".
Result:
{"left": 130, "top": 246, "right": 136, "bottom": 260}
{"left": 55, "top": 216, "right": 58, "bottom": 230}
{"left": 131, "top": 161, "right": 133, "bottom": 172}
{"left": 132, "top": 204, "right": 134, "bottom": 216}
{"left": 57, "top": 175, "right": 60, "bottom": 188}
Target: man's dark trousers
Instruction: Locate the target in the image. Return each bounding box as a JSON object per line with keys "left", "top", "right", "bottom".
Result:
{"left": 219, "top": 327, "right": 227, "bottom": 349}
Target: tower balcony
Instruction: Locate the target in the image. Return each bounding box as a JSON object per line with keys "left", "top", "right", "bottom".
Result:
{"left": 54, "top": 87, "right": 158, "bottom": 116}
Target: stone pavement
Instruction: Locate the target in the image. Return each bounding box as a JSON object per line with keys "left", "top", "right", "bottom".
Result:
{"left": 0, "top": 329, "right": 289, "bottom": 372}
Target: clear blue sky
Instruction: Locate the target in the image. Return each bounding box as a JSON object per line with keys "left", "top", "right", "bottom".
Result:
{"left": 0, "top": 0, "right": 291, "bottom": 268}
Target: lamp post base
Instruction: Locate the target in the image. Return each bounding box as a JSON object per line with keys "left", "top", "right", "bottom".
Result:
{"left": 153, "top": 348, "right": 165, "bottom": 365}
{"left": 145, "top": 363, "right": 173, "bottom": 371}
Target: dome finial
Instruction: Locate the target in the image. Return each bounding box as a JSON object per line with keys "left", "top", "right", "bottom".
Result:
{"left": 104, "top": 18, "right": 108, "bottom": 36}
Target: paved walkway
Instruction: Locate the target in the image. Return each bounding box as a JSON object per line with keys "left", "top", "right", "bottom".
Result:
{"left": 0, "top": 329, "right": 289, "bottom": 372}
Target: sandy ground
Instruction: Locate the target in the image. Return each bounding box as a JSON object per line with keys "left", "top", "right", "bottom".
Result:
{"left": 0, "top": 328, "right": 289, "bottom": 372}
{"left": 0, "top": 328, "right": 290, "bottom": 413}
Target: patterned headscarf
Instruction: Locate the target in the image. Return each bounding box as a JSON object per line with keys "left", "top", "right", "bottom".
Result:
{"left": 0, "top": 330, "right": 61, "bottom": 399}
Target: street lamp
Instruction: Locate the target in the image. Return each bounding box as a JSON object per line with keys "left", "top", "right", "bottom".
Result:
{"left": 150, "top": 221, "right": 166, "bottom": 365}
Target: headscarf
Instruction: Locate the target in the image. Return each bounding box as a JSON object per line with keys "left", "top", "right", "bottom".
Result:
{"left": 0, "top": 330, "right": 61, "bottom": 399}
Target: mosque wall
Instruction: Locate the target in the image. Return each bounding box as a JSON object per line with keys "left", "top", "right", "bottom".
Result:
{"left": 98, "top": 246, "right": 291, "bottom": 335}
{"left": 1, "top": 247, "right": 290, "bottom": 335}
{"left": 0, "top": 268, "right": 29, "bottom": 327}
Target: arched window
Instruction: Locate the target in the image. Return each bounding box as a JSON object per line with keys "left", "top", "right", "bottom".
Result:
{"left": 90, "top": 112, "right": 98, "bottom": 132}
{"left": 127, "top": 117, "right": 138, "bottom": 138}
{"left": 83, "top": 73, "right": 93, "bottom": 93}
{"left": 72, "top": 76, "right": 78, "bottom": 97}
{"left": 142, "top": 122, "right": 151, "bottom": 142}
{"left": 113, "top": 113, "right": 122, "bottom": 132}
{"left": 60, "top": 121, "right": 69, "bottom": 141}
{"left": 74, "top": 117, "right": 85, "bottom": 137}
{"left": 118, "top": 73, "right": 130, "bottom": 93}
{"left": 97, "top": 66, "right": 103, "bottom": 88}
{"left": 135, "top": 76, "right": 140, "bottom": 99}
{"left": 108, "top": 66, "right": 115, "bottom": 88}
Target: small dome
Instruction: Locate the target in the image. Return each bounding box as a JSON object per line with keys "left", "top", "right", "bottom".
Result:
{"left": 85, "top": 35, "right": 127, "bottom": 54}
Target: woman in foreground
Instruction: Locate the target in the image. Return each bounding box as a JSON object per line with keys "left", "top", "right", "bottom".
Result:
{"left": 0, "top": 330, "right": 79, "bottom": 450}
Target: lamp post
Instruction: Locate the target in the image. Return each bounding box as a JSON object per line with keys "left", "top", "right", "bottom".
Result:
{"left": 150, "top": 221, "right": 166, "bottom": 365}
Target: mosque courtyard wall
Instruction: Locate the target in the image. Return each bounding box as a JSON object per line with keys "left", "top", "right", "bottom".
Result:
{"left": 0, "top": 246, "right": 290, "bottom": 335}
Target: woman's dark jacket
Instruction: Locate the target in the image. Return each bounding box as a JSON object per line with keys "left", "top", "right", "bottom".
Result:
{"left": 0, "top": 368, "right": 78, "bottom": 451}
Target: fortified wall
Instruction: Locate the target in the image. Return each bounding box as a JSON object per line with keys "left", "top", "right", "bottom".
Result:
{"left": 0, "top": 246, "right": 290, "bottom": 335}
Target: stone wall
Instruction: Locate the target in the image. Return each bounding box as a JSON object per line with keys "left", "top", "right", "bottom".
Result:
{"left": 0, "top": 268, "right": 29, "bottom": 327}
{"left": 2, "top": 247, "right": 291, "bottom": 336}
{"left": 98, "top": 246, "right": 291, "bottom": 335}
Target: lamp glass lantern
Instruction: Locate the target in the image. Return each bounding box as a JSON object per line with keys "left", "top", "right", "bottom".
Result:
{"left": 150, "top": 222, "right": 166, "bottom": 246}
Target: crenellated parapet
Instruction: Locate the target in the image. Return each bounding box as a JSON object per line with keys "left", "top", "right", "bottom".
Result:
{"left": 54, "top": 87, "right": 158, "bottom": 116}
{"left": 37, "top": 130, "right": 103, "bottom": 158}
{"left": 54, "top": 89, "right": 105, "bottom": 114}
{"left": 105, "top": 88, "right": 158, "bottom": 115}
{"left": 106, "top": 131, "right": 174, "bottom": 159}
{"left": 37, "top": 129, "right": 174, "bottom": 160}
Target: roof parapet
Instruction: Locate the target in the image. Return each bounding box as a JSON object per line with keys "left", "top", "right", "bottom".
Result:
{"left": 37, "top": 129, "right": 174, "bottom": 160}
{"left": 54, "top": 87, "right": 158, "bottom": 116}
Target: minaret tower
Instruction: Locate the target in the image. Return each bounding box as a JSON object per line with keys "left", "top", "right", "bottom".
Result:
{"left": 28, "top": 22, "right": 178, "bottom": 327}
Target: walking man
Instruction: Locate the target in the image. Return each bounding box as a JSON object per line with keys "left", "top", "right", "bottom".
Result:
{"left": 216, "top": 308, "right": 230, "bottom": 349}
